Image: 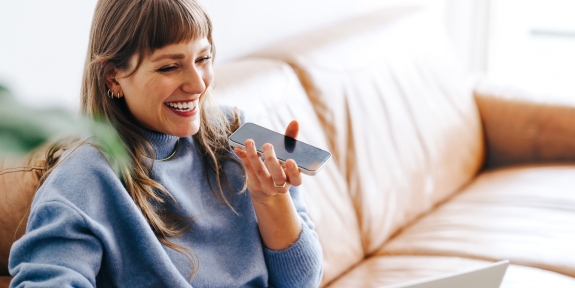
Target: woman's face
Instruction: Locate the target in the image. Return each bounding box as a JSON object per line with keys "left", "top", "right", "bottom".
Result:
{"left": 115, "top": 38, "right": 213, "bottom": 137}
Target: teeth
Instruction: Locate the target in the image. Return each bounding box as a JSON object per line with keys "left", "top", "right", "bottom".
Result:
{"left": 166, "top": 101, "right": 196, "bottom": 111}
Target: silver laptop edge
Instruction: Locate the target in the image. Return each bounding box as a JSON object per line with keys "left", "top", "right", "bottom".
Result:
{"left": 380, "top": 260, "right": 510, "bottom": 288}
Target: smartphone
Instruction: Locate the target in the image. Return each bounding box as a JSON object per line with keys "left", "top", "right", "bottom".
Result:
{"left": 229, "top": 122, "right": 332, "bottom": 176}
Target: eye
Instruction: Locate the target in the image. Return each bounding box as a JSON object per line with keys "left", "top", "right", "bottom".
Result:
{"left": 196, "top": 56, "right": 212, "bottom": 63}
{"left": 158, "top": 65, "right": 178, "bottom": 73}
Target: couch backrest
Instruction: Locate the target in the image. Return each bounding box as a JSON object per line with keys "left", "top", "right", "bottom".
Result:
{"left": 0, "top": 148, "right": 47, "bottom": 276}
{"left": 253, "top": 7, "right": 485, "bottom": 255}
{"left": 213, "top": 59, "right": 364, "bottom": 286}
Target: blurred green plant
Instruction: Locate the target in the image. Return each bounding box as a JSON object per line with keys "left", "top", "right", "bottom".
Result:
{"left": 0, "top": 85, "right": 128, "bottom": 169}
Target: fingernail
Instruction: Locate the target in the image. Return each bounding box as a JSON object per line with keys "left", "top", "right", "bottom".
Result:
{"left": 263, "top": 144, "right": 271, "bottom": 151}
{"left": 245, "top": 141, "right": 252, "bottom": 148}
{"left": 287, "top": 161, "right": 295, "bottom": 169}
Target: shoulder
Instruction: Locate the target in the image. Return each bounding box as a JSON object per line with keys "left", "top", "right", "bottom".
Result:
{"left": 53, "top": 143, "right": 118, "bottom": 182}
{"left": 34, "top": 143, "right": 125, "bottom": 209}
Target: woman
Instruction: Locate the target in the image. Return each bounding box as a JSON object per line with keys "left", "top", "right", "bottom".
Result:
{"left": 8, "top": 0, "right": 323, "bottom": 287}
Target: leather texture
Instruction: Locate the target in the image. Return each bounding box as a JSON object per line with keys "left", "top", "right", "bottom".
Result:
{"left": 0, "top": 277, "right": 11, "bottom": 287}
{"left": 380, "top": 165, "right": 575, "bottom": 277}
{"left": 0, "top": 147, "right": 47, "bottom": 277}
{"left": 213, "top": 59, "right": 364, "bottom": 286}
{"left": 253, "top": 7, "right": 485, "bottom": 256}
{"left": 475, "top": 82, "right": 575, "bottom": 169}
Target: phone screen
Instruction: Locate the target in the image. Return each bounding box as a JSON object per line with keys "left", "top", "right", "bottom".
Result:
{"left": 229, "top": 123, "right": 331, "bottom": 174}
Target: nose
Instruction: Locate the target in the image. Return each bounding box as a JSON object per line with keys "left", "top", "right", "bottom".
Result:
{"left": 181, "top": 65, "right": 206, "bottom": 95}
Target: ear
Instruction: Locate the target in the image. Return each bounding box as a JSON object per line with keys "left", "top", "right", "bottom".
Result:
{"left": 104, "top": 67, "right": 123, "bottom": 96}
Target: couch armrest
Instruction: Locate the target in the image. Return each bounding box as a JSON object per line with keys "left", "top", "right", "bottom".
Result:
{"left": 0, "top": 146, "right": 49, "bottom": 276}
{"left": 474, "top": 82, "right": 575, "bottom": 169}
{"left": 0, "top": 276, "right": 11, "bottom": 288}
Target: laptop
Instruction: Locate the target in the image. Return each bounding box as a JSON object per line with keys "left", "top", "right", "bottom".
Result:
{"left": 381, "top": 260, "right": 509, "bottom": 288}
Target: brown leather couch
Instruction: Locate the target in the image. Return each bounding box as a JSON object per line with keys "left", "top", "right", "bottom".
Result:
{"left": 2, "top": 6, "right": 575, "bottom": 287}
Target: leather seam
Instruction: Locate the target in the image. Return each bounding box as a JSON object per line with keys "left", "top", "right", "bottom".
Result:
{"left": 0, "top": 166, "right": 46, "bottom": 175}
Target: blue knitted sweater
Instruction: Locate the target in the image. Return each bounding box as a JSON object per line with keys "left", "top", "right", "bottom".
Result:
{"left": 9, "top": 128, "right": 323, "bottom": 287}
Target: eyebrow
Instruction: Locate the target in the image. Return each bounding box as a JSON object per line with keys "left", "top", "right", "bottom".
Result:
{"left": 150, "top": 45, "right": 212, "bottom": 62}
{"left": 151, "top": 53, "right": 185, "bottom": 62}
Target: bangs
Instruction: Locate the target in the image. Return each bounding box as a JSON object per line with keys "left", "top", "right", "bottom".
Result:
{"left": 140, "top": 0, "right": 211, "bottom": 53}
{"left": 98, "top": 0, "right": 213, "bottom": 76}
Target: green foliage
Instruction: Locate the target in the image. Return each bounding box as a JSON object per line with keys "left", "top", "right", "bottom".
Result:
{"left": 0, "top": 85, "right": 128, "bottom": 168}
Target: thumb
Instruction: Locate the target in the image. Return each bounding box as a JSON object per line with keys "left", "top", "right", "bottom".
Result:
{"left": 284, "top": 120, "right": 299, "bottom": 139}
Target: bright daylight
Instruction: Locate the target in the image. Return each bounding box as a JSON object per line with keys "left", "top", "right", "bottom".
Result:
{"left": 1, "top": 0, "right": 574, "bottom": 287}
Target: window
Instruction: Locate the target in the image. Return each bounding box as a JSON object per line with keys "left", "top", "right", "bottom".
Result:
{"left": 488, "top": 0, "right": 575, "bottom": 101}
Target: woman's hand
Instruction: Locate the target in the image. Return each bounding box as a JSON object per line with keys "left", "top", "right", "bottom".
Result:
{"left": 233, "top": 120, "right": 304, "bottom": 250}
{"left": 233, "top": 120, "right": 303, "bottom": 204}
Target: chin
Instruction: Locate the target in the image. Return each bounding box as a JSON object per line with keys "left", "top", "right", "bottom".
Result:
{"left": 176, "top": 125, "right": 200, "bottom": 137}
{"left": 163, "top": 117, "right": 201, "bottom": 137}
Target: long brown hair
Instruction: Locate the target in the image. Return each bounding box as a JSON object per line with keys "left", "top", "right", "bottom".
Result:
{"left": 43, "top": 0, "right": 243, "bottom": 278}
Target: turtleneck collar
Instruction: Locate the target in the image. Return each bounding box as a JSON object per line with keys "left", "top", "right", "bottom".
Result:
{"left": 138, "top": 127, "right": 180, "bottom": 160}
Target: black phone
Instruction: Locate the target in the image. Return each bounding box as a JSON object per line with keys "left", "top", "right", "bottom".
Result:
{"left": 228, "top": 122, "right": 332, "bottom": 176}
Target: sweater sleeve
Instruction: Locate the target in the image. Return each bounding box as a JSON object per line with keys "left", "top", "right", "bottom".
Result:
{"left": 9, "top": 200, "right": 103, "bottom": 288}
{"left": 263, "top": 185, "right": 323, "bottom": 288}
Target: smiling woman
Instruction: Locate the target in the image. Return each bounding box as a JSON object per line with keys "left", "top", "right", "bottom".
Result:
{"left": 7, "top": 0, "right": 323, "bottom": 287}
{"left": 110, "top": 39, "right": 213, "bottom": 137}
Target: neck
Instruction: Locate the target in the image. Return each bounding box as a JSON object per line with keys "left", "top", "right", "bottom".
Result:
{"left": 138, "top": 127, "right": 180, "bottom": 160}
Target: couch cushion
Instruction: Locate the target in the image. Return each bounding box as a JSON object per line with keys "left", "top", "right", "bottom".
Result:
{"left": 252, "top": 7, "right": 485, "bottom": 254}
{"left": 325, "top": 255, "right": 575, "bottom": 288}
{"left": 213, "top": 59, "right": 364, "bottom": 286}
{"left": 380, "top": 165, "right": 575, "bottom": 277}
{"left": 0, "top": 147, "right": 47, "bottom": 276}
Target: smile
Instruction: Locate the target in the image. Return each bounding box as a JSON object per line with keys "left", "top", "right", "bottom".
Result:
{"left": 165, "top": 100, "right": 197, "bottom": 112}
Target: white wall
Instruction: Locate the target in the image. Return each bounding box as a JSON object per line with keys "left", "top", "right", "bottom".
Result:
{"left": 0, "top": 0, "right": 98, "bottom": 110}
{"left": 1, "top": 0, "right": 451, "bottom": 111}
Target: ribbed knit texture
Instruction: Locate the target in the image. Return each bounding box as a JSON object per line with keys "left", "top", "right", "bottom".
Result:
{"left": 264, "top": 227, "right": 324, "bottom": 287}
{"left": 9, "top": 128, "right": 323, "bottom": 288}
{"left": 138, "top": 127, "right": 179, "bottom": 159}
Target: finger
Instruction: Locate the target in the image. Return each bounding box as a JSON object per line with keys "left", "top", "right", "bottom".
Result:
{"left": 244, "top": 139, "right": 271, "bottom": 183}
{"left": 234, "top": 147, "right": 261, "bottom": 186}
{"left": 284, "top": 120, "right": 299, "bottom": 139}
{"left": 233, "top": 147, "right": 249, "bottom": 167}
{"left": 285, "top": 159, "right": 303, "bottom": 186}
{"left": 262, "top": 143, "right": 288, "bottom": 189}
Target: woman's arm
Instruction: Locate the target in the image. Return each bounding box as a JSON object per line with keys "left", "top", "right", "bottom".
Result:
{"left": 9, "top": 201, "right": 103, "bottom": 288}
{"left": 233, "top": 120, "right": 323, "bottom": 287}
{"left": 233, "top": 120, "right": 303, "bottom": 250}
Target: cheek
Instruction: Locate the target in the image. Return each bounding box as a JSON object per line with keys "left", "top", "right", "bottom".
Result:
{"left": 203, "top": 66, "right": 214, "bottom": 87}
{"left": 125, "top": 76, "right": 168, "bottom": 104}
{"left": 120, "top": 77, "right": 160, "bottom": 119}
